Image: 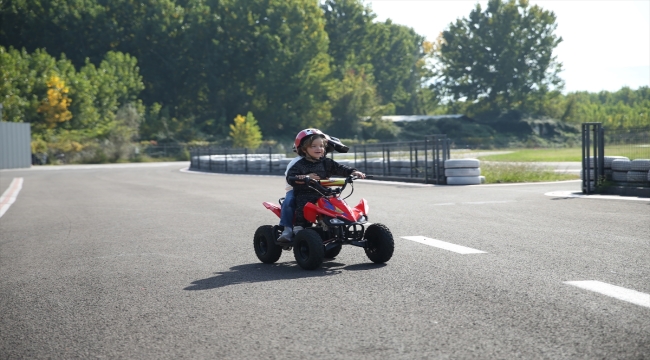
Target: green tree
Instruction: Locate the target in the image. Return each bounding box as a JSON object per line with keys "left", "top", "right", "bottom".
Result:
{"left": 229, "top": 112, "right": 263, "bottom": 149}
{"left": 436, "top": 0, "right": 563, "bottom": 116}
{"left": 321, "top": 0, "right": 375, "bottom": 79}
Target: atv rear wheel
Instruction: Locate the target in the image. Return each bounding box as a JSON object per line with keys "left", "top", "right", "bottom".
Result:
{"left": 293, "top": 229, "right": 324, "bottom": 270}
{"left": 324, "top": 244, "right": 342, "bottom": 259}
{"left": 254, "top": 225, "right": 282, "bottom": 264}
{"left": 364, "top": 223, "right": 394, "bottom": 263}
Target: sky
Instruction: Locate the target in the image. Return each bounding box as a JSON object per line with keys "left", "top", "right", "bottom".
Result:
{"left": 364, "top": 0, "right": 650, "bottom": 93}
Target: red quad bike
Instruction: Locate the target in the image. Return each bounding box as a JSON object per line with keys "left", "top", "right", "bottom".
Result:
{"left": 254, "top": 175, "right": 394, "bottom": 270}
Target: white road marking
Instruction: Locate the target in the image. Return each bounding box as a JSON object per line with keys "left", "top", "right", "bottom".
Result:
{"left": 401, "top": 236, "right": 487, "bottom": 254}
{"left": 565, "top": 280, "right": 650, "bottom": 308}
{"left": 465, "top": 200, "right": 516, "bottom": 205}
{"left": 0, "top": 178, "right": 24, "bottom": 218}
{"left": 546, "top": 190, "right": 650, "bottom": 202}
{"left": 433, "top": 200, "right": 516, "bottom": 206}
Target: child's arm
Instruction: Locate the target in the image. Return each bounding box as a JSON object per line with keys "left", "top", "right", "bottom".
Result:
{"left": 286, "top": 162, "right": 318, "bottom": 188}
{"left": 326, "top": 158, "right": 365, "bottom": 178}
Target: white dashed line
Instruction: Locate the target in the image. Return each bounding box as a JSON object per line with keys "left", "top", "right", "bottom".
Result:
{"left": 0, "top": 178, "right": 23, "bottom": 218}
{"left": 401, "top": 236, "right": 487, "bottom": 254}
{"left": 432, "top": 200, "right": 516, "bottom": 206}
{"left": 565, "top": 280, "right": 650, "bottom": 308}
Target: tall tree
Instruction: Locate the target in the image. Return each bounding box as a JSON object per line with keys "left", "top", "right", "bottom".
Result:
{"left": 321, "top": 0, "right": 375, "bottom": 78}
{"left": 435, "top": 0, "right": 563, "bottom": 116}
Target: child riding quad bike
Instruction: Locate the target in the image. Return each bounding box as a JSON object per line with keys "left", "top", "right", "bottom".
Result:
{"left": 254, "top": 175, "right": 394, "bottom": 270}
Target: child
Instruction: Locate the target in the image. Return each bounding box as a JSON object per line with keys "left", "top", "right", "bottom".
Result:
{"left": 277, "top": 130, "right": 350, "bottom": 243}
{"left": 286, "top": 130, "right": 365, "bottom": 235}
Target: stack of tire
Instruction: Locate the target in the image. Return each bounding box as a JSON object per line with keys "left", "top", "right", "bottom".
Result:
{"left": 610, "top": 158, "right": 650, "bottom": 185}
{"left": 628, "top": 159, "right": 650, "bottom": 184}
{"left": 444, "top": 158, "right": 484, "bottom": 185}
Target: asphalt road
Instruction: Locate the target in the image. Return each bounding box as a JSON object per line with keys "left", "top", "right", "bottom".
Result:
{"left": 1, "top": 163, "right": 649, "bottom": 359}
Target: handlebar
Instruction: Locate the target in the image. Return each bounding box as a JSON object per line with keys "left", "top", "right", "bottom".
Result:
{"left": 287, "top": 174, "right": 372, "bottom": 198}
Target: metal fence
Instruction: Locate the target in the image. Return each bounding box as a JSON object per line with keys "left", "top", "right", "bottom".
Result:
{"left": 582, "top": 124, "right": 650, "bottom": 194}
{"left": 190, "top": 135, "right": 451, "bottom": 184}
{"left": 603, "top": 127, "right": 650, "bottom": 160}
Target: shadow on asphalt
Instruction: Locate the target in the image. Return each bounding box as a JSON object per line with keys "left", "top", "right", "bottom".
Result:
{"left": 549, "top": 197, "right": 578, "bottom": 200}
{"left": 184, "top": 261, "right": 386, "bottom": 291}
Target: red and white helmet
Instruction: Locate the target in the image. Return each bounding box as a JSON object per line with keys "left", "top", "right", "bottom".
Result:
{"left": 294, "top": 128, "right": 326, "bottom": 152}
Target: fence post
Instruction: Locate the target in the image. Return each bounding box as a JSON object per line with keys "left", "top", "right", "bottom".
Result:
{"left": 245, "top": 148, "right": 248, "bottom": 172}
{"left": 433, "top": 136, "right": 440, "bottom": 184}
{"left": 581, "top": 122, "right": 606, "bottom": 194}
{"left": 208, "top": 147, "right": 212, "bottom": 171}
{"left": 409, "top": 143, "right": 413, "bottom": 178}
{"left": 354, "top": 146, "right": 357, "bottom": 169}
{"left": 598, "top": 126, "right": 605, "bottom": 177}
{"left": 381, "top": 145, "right": 385, "bottom": 176}
{"left": 225, "top": 148, "right": 229, "bottom": 172}
{"left": 424, "top": 136, "right": 429, "bottom": 183}
{"left": 387, "top": 147, "right": 391, "bottom": 176}
{"left": 414, "top": 147, "right": 419, "bottom": 178}
{"left": 363, "top": 145, "right": 368, "bottom": 174}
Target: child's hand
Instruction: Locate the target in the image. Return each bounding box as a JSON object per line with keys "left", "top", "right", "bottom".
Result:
{"left": 297, "top": 173, "right": 320, "bottom": 180}
{"left": 352, "top": 171, "right": 366, "bottom": 179}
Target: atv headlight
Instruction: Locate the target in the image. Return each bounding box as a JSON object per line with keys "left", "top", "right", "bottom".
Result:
{"left": 329, "top": 218, "right": 345, "bottom": 225}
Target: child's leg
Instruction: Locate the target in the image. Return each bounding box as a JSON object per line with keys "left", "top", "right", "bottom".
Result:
{"left": 294, "top": 193, "right": 319, "bottom": 229}
{"left": 278, "top": 190, "right": 296, "bottom": 242}
{"left": 279, "top": 190, "right": 295, "bottom": 228}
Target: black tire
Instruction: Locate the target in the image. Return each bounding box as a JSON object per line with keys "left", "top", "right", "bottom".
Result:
{"left": 293, "top": 229, "right": 324, "bottom": 270}
{"left": 253, "top": 225, "right": 283, "bottom": 264}
{"left": 364, "top": 223, "right": 394, "bottom": 264}
{"left": 324, "top": 244, "right": 342, "bottom": 259}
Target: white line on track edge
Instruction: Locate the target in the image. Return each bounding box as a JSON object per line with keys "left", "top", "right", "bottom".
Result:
{"left": 565, "top": 280, "right": 650, "bottom": 308}
{"left": 401, "top": 236, "right": 487, "bottom": 254}
{"left": 0, "top": 178, "right": 24, "bottom": 218}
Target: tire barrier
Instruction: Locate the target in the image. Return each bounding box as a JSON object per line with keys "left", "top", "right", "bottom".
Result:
{"left": 630, "top": 159, "right": 650, "bottom": 171}
{"left": 611, "top": 159, "right": 632, "bottom": 171}
{"left": 447, "top": 176, "right": 482, "bottom": 185}
{"left": 612, "top": 171, "right": 628, "bottom": 182}
{"left": 444, "top": 158, "right": 482, "bottom": 185}
{"left": 592, "top": 156, "right": 650, "bottom": 186}
{"left": 627, "top": 171, "right": 649, "bottom": 183}
{"left": 586, "top": 155, "right": 628, "bottom": 168}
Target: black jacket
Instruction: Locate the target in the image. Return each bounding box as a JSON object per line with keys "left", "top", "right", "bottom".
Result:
{"left": 286, "top": 157, "right": 355, "bottom": 196}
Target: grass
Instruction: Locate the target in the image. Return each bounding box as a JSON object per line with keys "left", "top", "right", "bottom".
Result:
{"left": 478, "top": 146, "right": 650, "bottom": 162}
{"left": 481, "top": 162, "right": 579, "bottom": 184}
{"left": 478, "top": 148, "right": 581, "bottom": 162}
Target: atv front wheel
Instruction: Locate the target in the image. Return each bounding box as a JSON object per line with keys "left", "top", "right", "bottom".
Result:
{"left": 364, "top": 223, "right": 394, "bottom": 263}
{"left": 293, "top": 229, "right": 324, "bottom": 270}
{"left": 253, "top": 225, "right": 283, "bottom": 264}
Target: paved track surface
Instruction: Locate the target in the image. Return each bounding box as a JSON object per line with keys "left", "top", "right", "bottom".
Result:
{"left": 1, "top": 163, "right": 649, "bottom": 359}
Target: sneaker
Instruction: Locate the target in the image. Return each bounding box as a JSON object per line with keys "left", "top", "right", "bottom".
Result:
{"left": 278, "top": 228, "right": 293, "bottom": 243}
{"left": 292, "top": 226, "right": 304, "bottom": 235}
